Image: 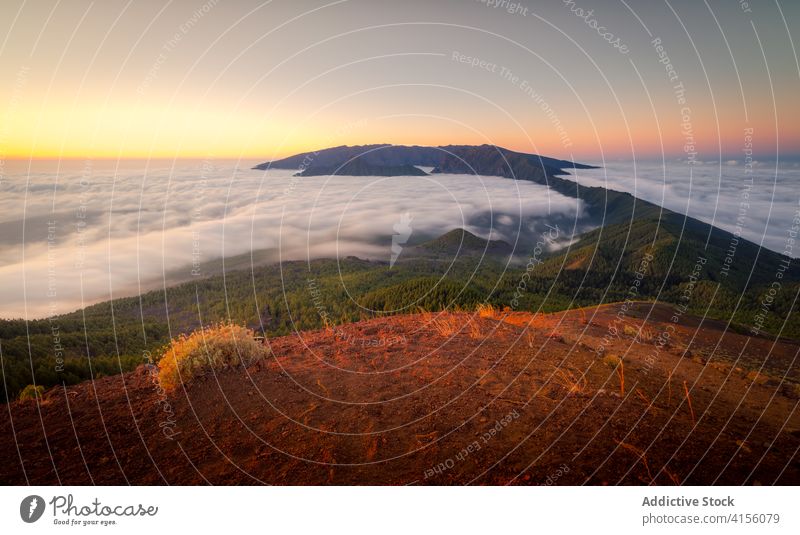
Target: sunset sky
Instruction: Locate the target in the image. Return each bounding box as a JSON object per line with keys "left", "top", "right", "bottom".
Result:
{"left": 1, "top": 0, "right": 798, "bottom": 162}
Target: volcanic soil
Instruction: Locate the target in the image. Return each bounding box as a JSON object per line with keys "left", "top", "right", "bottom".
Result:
{"left": 2, "top": 302, "right": 798, "bottom": 485}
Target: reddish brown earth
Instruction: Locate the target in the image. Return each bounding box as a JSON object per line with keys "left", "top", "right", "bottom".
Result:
{"left": 2, "top": 302, "right": 798, "bottom": 485}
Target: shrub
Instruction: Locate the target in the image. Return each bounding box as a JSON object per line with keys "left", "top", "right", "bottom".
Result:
{"left": 18, "top": 384, "right": 44, "bottom": 402}
{"left": 158, "top": 323, "right": 270, "bottom": 391}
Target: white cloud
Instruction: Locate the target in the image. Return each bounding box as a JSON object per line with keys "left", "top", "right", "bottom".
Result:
{"left": 571, "top": 161, "right": 800, "bottom": 257}
{"left": 0, "top": 164, "right": 584, "bottom": 318}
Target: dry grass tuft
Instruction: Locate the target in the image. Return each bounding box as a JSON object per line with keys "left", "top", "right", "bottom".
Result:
{"left": 618, "top": 440, "right": 680, "bottom": 485}
{"left": 603, "top": 354, "right": 625, "bottom": 395}
{"left": 616, "top": 440, "right": 654, "bottom": 482}
{"left": 638, "top": 327, "right": 656, "bottom": 343}
{"left": 683, "top": 380, "right": 696, "bottom": 425}
{"left": 663, "top": 465, "right": 682, "bottom": 485}
{"left": 430, "top": 314, "right": 462, "bottom": 337}
{"left": 667, "top": 371, "right": 673, "bottom": 405}
{"left": 468, "top": 319, "right": 483, "bottom": 339}
{"left": 552, "top": 366, "right": 588, "bottom": 395}
{"left": 158, "top": 322, "right": 270, "bottom": 391}
{"left": 526, "top": 329, "right": 535, "bottom": 348}
{"left": 476, "top": 303, "right": 497, "bottom": 319}
{"left": 623, "top": 323, "right": 656, "bottom": 343}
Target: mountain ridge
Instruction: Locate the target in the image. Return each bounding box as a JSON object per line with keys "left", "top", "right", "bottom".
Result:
{"left": 253, "top": 143, "right": 596, "bottom": 177}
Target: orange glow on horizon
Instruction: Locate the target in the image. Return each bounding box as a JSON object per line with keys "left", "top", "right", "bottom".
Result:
{"left": 2, "top": 99, "right": 794, "bottom": 163}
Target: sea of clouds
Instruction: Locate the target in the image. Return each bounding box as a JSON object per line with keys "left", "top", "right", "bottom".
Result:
{"left": 4, "top": 159, "right": 798, "bottom": 319}
{"left": 0, "top": 161, "right": 585, "bottom": 318}
{"left": 570, "top": 160, "right": 800, "bottom": 256}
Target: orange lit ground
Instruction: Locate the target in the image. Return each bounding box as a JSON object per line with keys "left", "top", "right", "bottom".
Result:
{"left": 2, "top": 302, "right": 798, "bottom": 485}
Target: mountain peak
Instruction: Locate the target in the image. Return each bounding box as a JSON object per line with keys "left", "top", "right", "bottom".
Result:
{"left": 416, "top": 228, "right": 513, "bottom": 255}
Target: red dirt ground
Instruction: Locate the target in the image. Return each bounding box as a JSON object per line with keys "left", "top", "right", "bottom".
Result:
{"left": 1, "top": 302, "right": 798, "bottom": 485}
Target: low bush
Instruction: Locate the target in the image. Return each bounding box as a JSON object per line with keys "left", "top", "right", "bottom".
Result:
{"left": 623, "top": 324, "right": 638, "bottom": 337}
{"left": 158, "top": 323, "right": 270, "bottom": 391}
{"left": 603, "top": 354, "right": 622, "bottom": 368}
{"left": 18, "top": 384, "right": 44, "bottom": 401}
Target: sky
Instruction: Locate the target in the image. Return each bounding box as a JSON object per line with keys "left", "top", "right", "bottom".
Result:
{"left": 0, "top": 0, "right": 799, "bottom": 162}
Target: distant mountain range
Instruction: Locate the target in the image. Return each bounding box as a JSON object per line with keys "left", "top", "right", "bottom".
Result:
{"left": 253, "top": 143, "right": 595, "bottom": 178}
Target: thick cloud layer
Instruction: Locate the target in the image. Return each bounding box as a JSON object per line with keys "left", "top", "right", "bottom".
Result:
{"left": 0, "top": 161, "right": 584, "bottom": 318}
{"left": 571, "top": 161, "right": 800, "bottom": 256}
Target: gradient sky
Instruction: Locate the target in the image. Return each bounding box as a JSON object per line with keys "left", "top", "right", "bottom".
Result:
{"left": 1, "top": 0, "right": 798, "bottom": 162}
